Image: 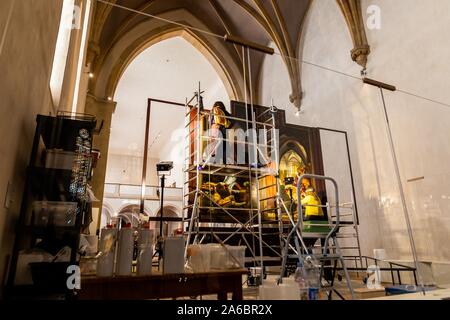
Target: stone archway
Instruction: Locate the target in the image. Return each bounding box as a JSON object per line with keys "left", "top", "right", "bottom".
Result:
{"left": 153, "top": 204, "right": 182, "bottom": 238}
{"left": 92, "top": 9, "right": 244, "bottom": 102}
{"left": 100, "top": 202, "right": 115, "bottom": 229}
{"left": 116, "top": 204, "right": 152, "bottom": 228}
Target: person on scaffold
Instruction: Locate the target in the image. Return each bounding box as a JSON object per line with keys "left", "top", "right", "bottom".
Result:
{"left": 203, "top": 101, "right": 232, "bottom": 165}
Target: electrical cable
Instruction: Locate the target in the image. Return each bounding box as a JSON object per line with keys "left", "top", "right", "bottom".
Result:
{"left": 281, "top": 53, "right": 362, "bottom": 81}
{"left": 397, "top": 89, "right": 450, "bottom": 109}
{"left": 279, "top": 51, "right": 450, "bottom": 109}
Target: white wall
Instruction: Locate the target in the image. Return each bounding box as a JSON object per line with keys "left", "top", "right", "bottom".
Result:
{"left": 259, "top": 0, "right": 450, "bottom": 283}
{"left": 0, "top": 0, "right": 64, "bottom": 294}
{"left": 103, "top": 36, "right": 231, "bottom": 228}
{"left": 105, "top": 154, "right": 160, "bottom": 186}
{"left": 105, "top": 36, "right": 230, "bottom": 190}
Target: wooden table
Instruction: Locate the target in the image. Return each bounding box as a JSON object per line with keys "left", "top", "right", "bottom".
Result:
{"left": 78, "top": 270, "right": 247, "bottom": 300}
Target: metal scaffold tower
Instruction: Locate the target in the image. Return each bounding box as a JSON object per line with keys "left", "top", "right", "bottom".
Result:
{"left": 182, "top": 84, "right": 297, "bottom": 269}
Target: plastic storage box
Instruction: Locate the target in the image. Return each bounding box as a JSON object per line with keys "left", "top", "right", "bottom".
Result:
{"left": 208, "top": 244, "right": 228, "bottom": 270}
{"left": 226, "top": 246, "right": 246, "bottom": 269}
{"left": 45, "top": 149, "right": 75, "bottom": 170}
{"left": 33, "top": 201, "right": 77, "bottom": 227}
{"left": 208, "top": 244, "right": 246, "bottom": 270}
{"left": 188, "top": 245, "right": 211, "bottom": 273}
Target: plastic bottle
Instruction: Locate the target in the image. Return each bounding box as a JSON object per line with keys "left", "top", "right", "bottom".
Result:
{"left": 294, "top": 261, "right": 309, "bottom": 300}
{"left": 304, "top": 255, "right": 321, "bottom": 300}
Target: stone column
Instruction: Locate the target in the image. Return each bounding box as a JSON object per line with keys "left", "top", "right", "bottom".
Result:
{"left": 336, "top": 0, "right": 371, "bottom": 68}
{"left": 85, "top": 94, "right": 116, "bottom": 234}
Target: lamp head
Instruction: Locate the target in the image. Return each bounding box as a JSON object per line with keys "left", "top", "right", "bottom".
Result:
{"left": 156, "top": 161, "right": 173, "bottom": 176}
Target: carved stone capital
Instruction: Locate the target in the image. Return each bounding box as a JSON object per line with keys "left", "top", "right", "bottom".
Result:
{"left": 351, "top": 45, "right": 370, "bottom": 68}
{"left": 289, "top": 91, "right": 303, "bottom": 109}
{"left": 336, "top": 0, "right": 370, "bottom": 68}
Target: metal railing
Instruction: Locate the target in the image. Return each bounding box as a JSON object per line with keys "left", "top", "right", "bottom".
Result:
{"left": 104, "top": 182, "right": 183, "bottom": 201}
{"left": 341, "top": 255, "right": 418, "bottom": 286}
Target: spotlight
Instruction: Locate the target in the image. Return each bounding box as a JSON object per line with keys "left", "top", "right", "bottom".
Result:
{"left": 107, "top": 96, "right": 112, "bottom": 101}
{"left": 156, "top": 161, "right": 174, "bottom": 175}
{"left": 89, "top": 73, "right": 94, "bottom": 78}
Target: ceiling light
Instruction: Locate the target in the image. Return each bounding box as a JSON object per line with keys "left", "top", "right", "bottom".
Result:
{"left": 107, "top": 96, "right": 112, "bottom": 101}
{"left": 89, "top": 72, "right": 94, "bottom": 78}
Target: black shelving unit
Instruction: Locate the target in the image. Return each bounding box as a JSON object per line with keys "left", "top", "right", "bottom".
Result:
{"left": 6, "top": 113, "right": 96, "bottom": 299}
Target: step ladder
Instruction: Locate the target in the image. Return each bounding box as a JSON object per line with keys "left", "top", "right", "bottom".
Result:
{"left": 278, "top": 174, "right": 355, "bottom": 300}
{"left": 331, "top": 202, "right": 363, "bottom": 275}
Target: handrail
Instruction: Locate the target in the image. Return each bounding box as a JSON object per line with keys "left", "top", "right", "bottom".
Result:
{"left": 341, "top": 255, "right": 418, "bottom": 286}
{"left": 358, "top": 255, "right": 417, "bottom": 270}
{"left": 105, "top": 182, "right": 182, "bottom": 190}
{"left": 185, "top": 109, "right": 276, "bottom": 128}
{"left": 279, "top": 174, "right": 356, "bottom": 300}
{"left": 296, "top": 174, "right": 340, "bottom": 255}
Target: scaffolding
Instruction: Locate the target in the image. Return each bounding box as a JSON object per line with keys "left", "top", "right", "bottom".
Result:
{"left": 182, "top": 85, "right": 298, "bottom": 269}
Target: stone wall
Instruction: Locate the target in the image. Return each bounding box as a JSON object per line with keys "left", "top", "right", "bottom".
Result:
{"left": 0, "top": 0, "right": 64, "bottom": 295}
{"left": 259, "top": 0, "right": 450, "bottom": 284}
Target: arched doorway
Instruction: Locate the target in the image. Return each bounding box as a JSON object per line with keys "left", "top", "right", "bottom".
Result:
{"left": 100, "top": 202, "right": 115, "bottom": 229}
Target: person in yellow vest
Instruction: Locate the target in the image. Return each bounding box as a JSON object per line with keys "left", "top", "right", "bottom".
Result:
{"left": 301, "top": 187, "right": 324, "bottom": 220}
{"left": 204, "top": 102, "right": 232, "bottom": 164}
{"left": 301, "top": 186, "right": 332, "bottom": 281}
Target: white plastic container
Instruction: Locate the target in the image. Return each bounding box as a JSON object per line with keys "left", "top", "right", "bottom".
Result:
{"left": 33, "top": 201, "right": 77, "bottom": 227}
{"left": 136, "top": 228, "right": 154, "bottom": 276}
{"left": 116, "top": 227, "right": 134, "bottom": 276}
{"left": 189, "top": 245, "right": 211, "bottom": 273}
{"left": 259, "top": 277, "right": 299, "bottom": 300}
{"left": 15, "top": 250, "right": 53, "bottom": 285}
{"left": 97, "top": 228, "right": 117, "bottom": 277}
{"left": 163, "top": 237, "right": 185, "bottom": 274}
{"left": 208, "top": 244, "right": 228, "bottom": 270}
{"left": 226, "top": 246, "right": 246, "bottom": 269}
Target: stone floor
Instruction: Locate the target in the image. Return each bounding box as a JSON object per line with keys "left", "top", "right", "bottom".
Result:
{"left": 175, "top": 272, "right": 377, "bottom": 301}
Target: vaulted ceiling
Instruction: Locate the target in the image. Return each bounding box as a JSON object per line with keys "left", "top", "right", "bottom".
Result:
{"left": 87, "top": 0, "right": 369, "bottom": 109}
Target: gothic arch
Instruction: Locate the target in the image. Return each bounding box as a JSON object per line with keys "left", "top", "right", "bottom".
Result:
{"left": 92, "top": 9, "right": 244, "bottom": 102}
